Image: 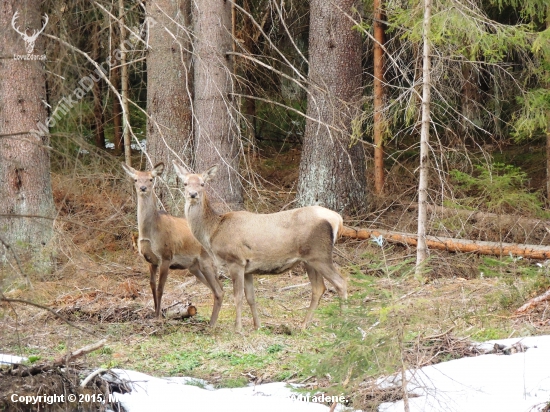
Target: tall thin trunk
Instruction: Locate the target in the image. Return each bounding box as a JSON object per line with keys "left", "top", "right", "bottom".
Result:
{"left": 0, "top": 0, "right": 55, "bottom": 274}
{"left": 373, "top": 0, "right": 385, "bottom": 194}
{"left": 146, "top": 0, "right": 193, "bottom": 213}
{"left": 111, "top": 22, "right": 123, "bottom": 155}
{"left": 242, "top": 0, "right": 256, "bottom": 150}
{"left": 546, "top": 7, "right": 550, "bottom": 203}
{"left": 297, "top": 0, "right": 366, "bottom": 216}
{"left": 119, "top": 0, "right": 131, "bottom": 166}
{"left": 193, "top": 0, "right": 243, "bottom": 212}
{"left": 91, "top": 20, "right": 105, "bottom": 149}
{"left": 416, "top": 0, "right": 432, "bottom": 273}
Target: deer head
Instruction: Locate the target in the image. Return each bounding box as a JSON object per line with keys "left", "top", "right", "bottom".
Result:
{"left": 11, "top": 11, "right": 49, "bottom": 54}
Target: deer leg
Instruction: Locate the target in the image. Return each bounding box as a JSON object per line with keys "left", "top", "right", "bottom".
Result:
{"left": 149, "top": 263, "right": 159, "bottom": 315}
{"left": 244, "top": 273, "right": 260, "bottom": 329}
{"left": 229, "top": 264, "right": 245, "bottom": 333}
{"left": 155, "top": 260, "right": 171, "bottom": 318}
{"left": 302, "top": 264, "right": 326, "bottom": 329}
{"left": 310, "top": 261, "right": 348, "bottom": 302}
{"left": 192, "top": 260, "right": 225, "bottom": 327}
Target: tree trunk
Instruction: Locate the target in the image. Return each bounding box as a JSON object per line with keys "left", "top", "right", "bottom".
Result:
{"left": 373, "top": 0, "right": 385, "bottom": 194}
{"left": 0, "top": 0, "right": 55, "bottom": 274}
{"left": 119, "top": 0, "right": 131, "bottom": 166}
{"left": 111, "top": 23, "right": 123, "bottom": 155}
{"left": 416, "top": 0, "right": 432, "bottom": 274}
{"left": 297, "top": 0, "right": 366, "bottom": 216}
{"left": 193, "top": 0, "right": 243, "bottom": 212}
{"left": 546, "top": 7, "right": 550, "bottom": 203}
{"left": 91, "top": 20, "right": 105, "bottom": 149}
{"left": 241, "top": 0, "right": 256, "bottom": 151}
{"left": 146, "top": 0, "right": 193, "bottom": 213}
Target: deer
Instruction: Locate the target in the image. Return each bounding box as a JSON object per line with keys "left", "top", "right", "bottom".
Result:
{"left": 122, "top": 162, "right": 224, "bottom": 325}
{"left": 173, "top": 161, "right": 348, "bottom": 332}
{"left": 11, "top": 11, "right": 49, "bottom": 54}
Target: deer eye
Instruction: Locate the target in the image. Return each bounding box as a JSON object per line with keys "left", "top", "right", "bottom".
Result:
{"left": 149, "top": 179, "right": 153, "bottom": 182}
{"left": 134, "top": 179, "right": 137, "bottom": 182}
{"left": 183, "top": 183, "right": 188, "bottom": 186}
{"left": 201, "top": 183, "right": 205, "bottom": 187}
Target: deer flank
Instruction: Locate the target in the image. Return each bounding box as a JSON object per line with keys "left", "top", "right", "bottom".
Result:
{"left": 173, "top": 161, "right": 347, "bottom": 332}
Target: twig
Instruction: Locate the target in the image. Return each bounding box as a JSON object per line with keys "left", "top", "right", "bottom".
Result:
{"left": 1, "top": 296, "right": 96, "bottom": 336}
{"left": 55, "top": 339, "right": 107, "bottom": 364}
{"left": 279, "top": 282, "right": 309, "bottom": 292}
{"left": 80, "top": 368, "right": 108, "bottom": 388}
{"left": 0, "top": 214, "right": 118, "bottom": 235}
{"left": 0, "top": 236, "right": 33, "bottom": 289}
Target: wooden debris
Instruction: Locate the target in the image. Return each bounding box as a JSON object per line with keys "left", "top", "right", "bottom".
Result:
{"left": 164, "top": 302, "right": 197, "bottom": 319}
{"left": 516, "top": 289, "right": 550, "bottom": 314}
{"left": 341, "top": 226, "right": 550, "bottom": 260}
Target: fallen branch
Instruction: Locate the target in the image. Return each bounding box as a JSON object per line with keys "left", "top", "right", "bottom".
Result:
{"left": 1, "top": 296, "right": 95, "bottom": 336}
{"left": 516, "top": 289, "right": 550, "bottom": 314}
{"left": 279, "top": 282, "right": 309, "bottom": 292}
{"left": 10, "top": 339, "right": 107, "bottom": 377}
{"left": 340, "top": 227, "right": 550, "bottom": 260}
{"left": 54, "top": 339, "right": 108, "bottom": 365}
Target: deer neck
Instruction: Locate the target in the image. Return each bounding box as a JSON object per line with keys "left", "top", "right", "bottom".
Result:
{"left": 185, "top": 194, "right": 220, "bottom": 248}
{"left": 136, "top": 192, "right": 158, "bottom": 241}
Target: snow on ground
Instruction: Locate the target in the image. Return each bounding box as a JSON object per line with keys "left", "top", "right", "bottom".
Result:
{"left": 379, "top": 335, "right": 550, "bottom": 412}
{"left": 0, "top": 354, "right": 28, "bottom": 365}
{"left": 110, "top": 369, "right": 351, "bottom": 412}
{"left": 2, "top": 335, "right": 550, "bottom": 411}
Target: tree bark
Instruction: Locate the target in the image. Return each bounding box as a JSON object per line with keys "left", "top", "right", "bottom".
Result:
{"left": 297, "top": 0, "right": 366, "bottom": 216}
{"left": 111, "top": 23, "right": 123, "bottom": 155}
{"left": 91, "top": 20, "right": 106, "bottom": 149}
{"left": 416, "top": 0, "right": 432, "bottom": 273}
{"left": 0, "top": 0, "right": 55, "bottom": 274}
{"left": 193, "top": 0, "right": 243, "bottom": 212}
{"left": 373, "top": 0, "right": 385, "bottom": 194}
{"left": 341, "top": 227, "right": 550, "bottom": 260}
{"left": 146, "top": 0, "right": 193, "bottom": 213}
{"left": 546, "top": 7, "right": 550, "bottom": 203}
{"left": 119, "top": 0, "right": 131, "bottom": 166}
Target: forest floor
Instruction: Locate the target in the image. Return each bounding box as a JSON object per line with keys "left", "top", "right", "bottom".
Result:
{"left": 2, "top": 142, "right": 550, "bottom": 411}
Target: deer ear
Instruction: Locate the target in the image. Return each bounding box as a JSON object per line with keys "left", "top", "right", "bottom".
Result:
{"left": 203, "top": 165, "right": 218, "bottom": 182}
{"left": 121, "top": 162, "right": 137, "bottom": 178}
{"left": 152, "top": 162, "right": 164, "bottom": 177}
{"left": 172, "top": 161, "right": 190, "bottom": 180}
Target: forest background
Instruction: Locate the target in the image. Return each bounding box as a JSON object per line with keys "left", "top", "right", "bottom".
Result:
{"left": 1, "top": 0, "right": 550, "bottom": 410}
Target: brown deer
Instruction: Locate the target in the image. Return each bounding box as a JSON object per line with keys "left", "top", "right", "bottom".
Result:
{"left": 173, "top": 162, "right": 347, "bottom": 332}
{"left": 122, "top": 162, "right": 224, "bottom": 325}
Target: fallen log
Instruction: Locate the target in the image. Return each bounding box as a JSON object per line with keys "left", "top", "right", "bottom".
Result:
{"left": 164, "top": 302, "right": 197, "bottom": 320}
{"left": 515, "top": 289, "right": 550, "bottom": 314}
{"left": 340, "top": 227, "right": 550, "bottom": 260}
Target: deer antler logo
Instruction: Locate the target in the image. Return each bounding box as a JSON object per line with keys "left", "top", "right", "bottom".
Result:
{"left": 11, "top": 11, "right": 49, "bottom": 54}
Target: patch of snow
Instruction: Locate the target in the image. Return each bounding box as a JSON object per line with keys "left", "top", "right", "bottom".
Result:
{"left": 0, "top": 354, "right": 27, "bottom": 366}
{"left": 379, "top": 335, "right": 550, "bottom": 412}
{"left": 110, "top": 369, "right": 352, "bottom": 412}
